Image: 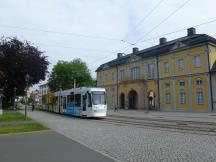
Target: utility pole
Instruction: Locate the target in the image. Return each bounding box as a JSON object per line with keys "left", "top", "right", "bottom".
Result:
{"left": 13, "top": 86, "right": 17, "bottom": 111}
{"left": 73, "top": 78, "right": 76, "bottom": 106}
{"left": 0, "top": 88, "right": 3, "bottom": 115}
{"left": 25, "top": 74, "right": 30, "bottom": 120}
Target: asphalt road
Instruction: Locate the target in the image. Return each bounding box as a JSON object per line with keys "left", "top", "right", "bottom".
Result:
{"left": 0, "top": 131, "right": 115, "bottom": 162}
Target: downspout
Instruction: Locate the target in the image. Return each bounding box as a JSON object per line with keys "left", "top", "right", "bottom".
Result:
{"left": 116, "top": 66, "right": 119, "bottom": 108}
{"left": 156, "top": 56, "right": 160, "bottom": 111}
{"left": 206, "top": 43, "right": 214, "bottom": 111}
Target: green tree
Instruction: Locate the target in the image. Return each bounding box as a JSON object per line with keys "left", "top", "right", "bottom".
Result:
{"left": 48, "top": 59, "right": 94, "bottom": 91}
{"left": 0, "top": 37, "right": 49, "bottom": 107}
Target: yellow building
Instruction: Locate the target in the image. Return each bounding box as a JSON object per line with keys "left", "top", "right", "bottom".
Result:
{"left": 96, "top": 28, "right": 216, "bottom": 112}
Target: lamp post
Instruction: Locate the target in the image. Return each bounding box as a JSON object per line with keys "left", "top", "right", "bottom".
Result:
{"left": 58, "top": 86, "right": 62, "bottom": 113}
{"left": 13, "top": 86, "right": 17, "bottom": 111}
{"left": 25, "top": 73, "right": 30, "bottom": 120}
{"left": 0, "top": 88, "right": 3, "bottom": 115}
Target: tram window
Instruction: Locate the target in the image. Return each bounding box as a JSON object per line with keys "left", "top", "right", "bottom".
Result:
{"left": 67, "top": 95, "right": 73, "bottom": 103}
{"left": 92, "top": 91, "right": 106, "bottom": 105}
{"left": 87, "top": 92, "right": 92, "bottom": 107}
{"left": 75, "top": 94, "right": 81, "bottom": 106}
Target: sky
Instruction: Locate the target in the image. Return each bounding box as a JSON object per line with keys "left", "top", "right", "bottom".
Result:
{"left": 0, "top": 0, "right": 216, "bottom": 87}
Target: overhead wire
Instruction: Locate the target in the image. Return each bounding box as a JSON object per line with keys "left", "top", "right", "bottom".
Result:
{"left": 134, "top": 0, "right": 192, "bottom": 45}
{"left": 89, "top": 0, "right": 192, "bottom": 64}
{"left": 123, "top": 0, "right": 166, "bottom": 40}
{"left": 90, "top": 18, "right": 216, "bottom": 65}
{"left": 0, "top": 24, "right": 122, "bottom": 42}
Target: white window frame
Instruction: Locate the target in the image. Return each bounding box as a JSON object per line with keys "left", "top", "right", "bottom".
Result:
{"left": 164, "top": 62, "right": 169, "bottom": 73}
{"left": 130, "top": 67, "right": 140, "bottom": 80}
{"left": 165, "top": 93, "right": 171, "bottom": 104}
{"left": 196, "top": 91, "right": 204, "bottom": 105}
{"left": 148, "top": 63, "right": 155, "bottom": 77}
{"left": 179, "top": 80, "right": 185, "bottom": 87}
{"left": 119, "top": 70, "right": 125, "bottom": 82}
{"left": 196, "top": 78, "right": 202, "bottom": 85}
{"left": 194, "top": 55, "right": 201, "bottom": 68}
{"left": 179, "top": 92, "right": 186, "bottom": 104}
{"left": 178, "top": 59, "right": 184, "bottom": 70}
{"left": 165, "top": 82, "right": 170, "bottom": 89}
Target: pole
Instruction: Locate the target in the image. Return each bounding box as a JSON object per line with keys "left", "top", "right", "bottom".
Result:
{"left": 25, "top": 74, "right": 29, "bottom": 120}
{"left": 13, "top": 87, "right": 16, "bottom": 111}
{"left": 59, "top": 87, "right": 62, "bottom": 113}
{"left": 25, "top": 87, "right": 27, "bottom": 120}
{"left": 73, "top": 79, "right": 76, "bottom": 106}
{"left": 0, "top": 88, "right": 3, "bottom": 115}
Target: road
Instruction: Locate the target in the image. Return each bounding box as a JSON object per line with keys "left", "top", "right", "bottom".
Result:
{"left": 22, "top": 110, "right": 216, "bottom": 162}
{"left": 0, "top": 131, "right": 115, "bottom": 162}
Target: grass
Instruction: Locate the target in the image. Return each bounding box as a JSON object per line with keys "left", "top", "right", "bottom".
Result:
{"left": 0, "top": 123, "right": 48, "bottom": 134}
{"left": 0, "top": 110, "right": 49, "bottom": 134}
{"left": 0, "top": 110, "right": 30, "bottom": 122}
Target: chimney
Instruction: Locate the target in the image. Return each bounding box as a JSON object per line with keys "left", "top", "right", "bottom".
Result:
{"left": 132, "top": 47, "right": 139, "bottom": 53}
{"left": 159, "top": 37, "right": 167, "bottom": 45}
{"left": 187, "top": 27, "right": 196, "bottom": 36}
{"left": 117, "top": 53, "right": 123, "bottom": 59}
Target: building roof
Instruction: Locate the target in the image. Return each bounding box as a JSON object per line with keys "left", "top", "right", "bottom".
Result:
{"left": 96, "top": 33, "right": 216, "bottom": 72}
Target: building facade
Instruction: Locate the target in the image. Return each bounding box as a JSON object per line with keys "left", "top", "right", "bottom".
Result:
{"left": 39, "top": 83, "right": 49, "bottom": 105}
{"left": 96, "top": 28, "right": 216, "bottom": 112}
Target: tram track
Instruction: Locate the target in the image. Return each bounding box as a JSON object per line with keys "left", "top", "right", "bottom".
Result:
{"left": 100, "top": 115, "right": 216, "bottom": 136}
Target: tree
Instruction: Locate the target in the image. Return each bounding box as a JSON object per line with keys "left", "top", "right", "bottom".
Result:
{"left": 48, "top": 59, "right": 94, "bottom": 91}
{"left": 0, "top": 37, "right": 49, "bottom": 106}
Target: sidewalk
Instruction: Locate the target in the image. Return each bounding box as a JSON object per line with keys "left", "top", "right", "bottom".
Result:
{"left": 0, "top": 131, "right": 115, "bottom": 162}
{"left": 108, "top": 109, "right": 216, "bottom": 123}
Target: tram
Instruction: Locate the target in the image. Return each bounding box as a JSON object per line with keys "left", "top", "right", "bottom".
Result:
{"left": 43, "top": 87, "right": 107, "bottom": 117}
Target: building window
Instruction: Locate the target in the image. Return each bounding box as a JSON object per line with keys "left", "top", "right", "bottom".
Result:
{"left": 119, "top": 70, "right": 125, "bottom": 82}
{"left": 148, "top": 63, "right": 155, "bottom": 77}
{"left": 130, "top": 67, "right": 140, "bottom": 80}
{"left": 164, "top": 62, "right": 169, "bottom": 73}
{"left": 112, "top": 87, "right": 115, "bottom": 91}
{"left": 179, "top": 92, "right": 186, "bottom": 104}
{"left": 165, "top": 93, "right": 171, "bottom": 104}
{"left": 178, "top": 59, "right": 184, "bottom": 70}
{"left": 194, "top": 55, "right": 201, "bottom": 68}
{"left": 112, "top": 73, "right": 115, "bottom": 81}
{"left": 165, "top": 82, "right": 170, "bottom": 89}
{"left": 179, "top": 80, "right": 185, "bottom": 87}
{"left": 196, "top": 92, "right": 204, "bottom": 104}
{"left": 196, "top": 78, "right": 202, "bottom": 85}
{"left": 105, "top": 74, "right": 108, "bottom": 81}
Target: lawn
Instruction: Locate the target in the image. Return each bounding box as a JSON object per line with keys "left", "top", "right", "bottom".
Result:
{"left": 0, "top": 123, "right": 48, "bottom": 134}
{"left": 0, "top": 110, "right": 49, "bottom": 134}
{"left": 0, "top": 110, "right": 30, "bottom": 122}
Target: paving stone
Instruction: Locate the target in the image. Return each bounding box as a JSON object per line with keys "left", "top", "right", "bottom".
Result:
{"left": 24, "top": 111, "right": 216, "bottom": 162}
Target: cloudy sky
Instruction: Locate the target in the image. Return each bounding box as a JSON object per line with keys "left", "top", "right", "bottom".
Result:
{"left": 1, "top": 0, "right": 216, "bottom": 84}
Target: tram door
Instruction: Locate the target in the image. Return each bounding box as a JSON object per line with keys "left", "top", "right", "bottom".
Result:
{"left": 82, "top": 93, "right": 87, "bottom": 116}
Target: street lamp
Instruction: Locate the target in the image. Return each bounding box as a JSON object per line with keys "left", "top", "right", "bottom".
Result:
{"left": 58, "top": 86, "right": 62, "bottom": 113}
{"left": 25, "top": 73, "right": 30, "bottom": 120}
{"left": 13, "top": 86, "right": 17, "bottom": 111}
{"left": 0, "top": 88, "right": 3, "bottom": 115}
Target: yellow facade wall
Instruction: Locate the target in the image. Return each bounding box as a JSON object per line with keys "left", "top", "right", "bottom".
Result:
{"left": 175, "top": 76, "right": 189, "bottom": 110}
{"left": 191, "top": 75, "right": 209, "bottom": 110}
{"left": 189, "top": 45, "right": 208, "bottom": 74}
{"left": 209, "top": 45, "right": 216, "bottom": 70}
{"left": 161, "top": 78, "right": 174, "bottom": 110}
{"left": 97, "top": 42, "right": 214, "bottom": 112}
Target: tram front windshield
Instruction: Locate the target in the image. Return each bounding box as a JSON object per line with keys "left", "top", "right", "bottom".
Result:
{"left": 92, "top": 91, "right": 106, "bottom": 105}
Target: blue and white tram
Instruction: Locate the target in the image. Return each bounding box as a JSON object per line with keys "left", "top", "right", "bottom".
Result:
{"left": 54, "top": 87, "right": 107, "bottom": 117}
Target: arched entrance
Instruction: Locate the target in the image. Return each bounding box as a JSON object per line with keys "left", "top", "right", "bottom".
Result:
{"left": 120, "top": 93, "right": 125, "bottom": 109}
{"left": 128, "top": 90, "right": 138, "bottom": 109}
{"left": 148, "top": 91, "right": 155, "bottom": 110}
